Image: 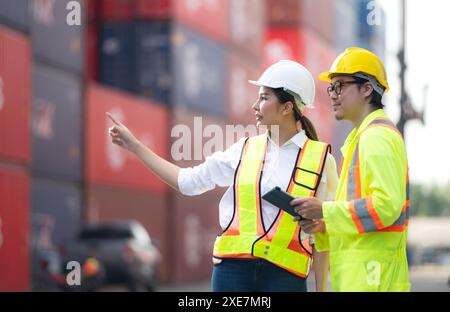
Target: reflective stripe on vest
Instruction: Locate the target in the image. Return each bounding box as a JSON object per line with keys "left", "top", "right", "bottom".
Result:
{"left": 213, "top": 134, "right": 330, "bottom": 277}
{"left": 347, "top": 117, "right": 410, "bottom": 233}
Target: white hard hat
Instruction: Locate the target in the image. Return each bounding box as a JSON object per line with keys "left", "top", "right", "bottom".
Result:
{"left": 249, "top": 60, "right": 315, "bottom": 113}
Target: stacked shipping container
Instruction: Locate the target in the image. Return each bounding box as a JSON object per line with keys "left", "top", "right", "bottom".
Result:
{"left": 0, "top": 0, "right": 387, "bottom": 289}
{"left": 0, "top": 24, "right": 31, "bottom": 291}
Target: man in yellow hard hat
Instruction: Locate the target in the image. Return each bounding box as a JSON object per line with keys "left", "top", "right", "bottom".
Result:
{"left": 291, "top": 47, "right": 411, "bottom": 291}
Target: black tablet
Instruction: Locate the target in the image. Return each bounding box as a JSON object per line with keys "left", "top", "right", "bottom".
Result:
{"left": 262, "top": 186, "right": 302, "bottom": 219}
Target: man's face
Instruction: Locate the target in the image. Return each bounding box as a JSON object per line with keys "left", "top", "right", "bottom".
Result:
{"left": 328, "top": 75, "right": 366, "bottom": 121}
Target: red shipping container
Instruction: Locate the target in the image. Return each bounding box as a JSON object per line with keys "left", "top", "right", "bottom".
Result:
{"left": 267, "top": 0, "right": 304, "bottom": 26}
{"left": 0, "top": 27, "right": 31, "bottom": 164}
{"left": 229, "top": 0, "right": 266, "bottom": 58}
{"left": 85, "top": 0, "right": 99, "bottom": 20}
{"left": 303, "top": 0, "right": 334, "bottom": 44}
{"left": 227, "top": 51, "right": 261, "bottom": 126}
{"left": 85, "top": 83, "right": 169, "bottom": 193}
{"left": 305, "top": 31, "right": 337, "bottom": 105}
{"left": 136, "top": 0, "right": 171, "bottom": 19}
{"left": 304, "top": 32, "right": 337, "bottom": 146}
{"left": 267, "top": 0, "right": 333, "bottom": 43}
{"left": 85, "top": 184, "right": 170, "bottom": 283}
{"left": 263, "top": 27, "right": 307, "bottom": 69}
{"left": 172, "top": 188, "right": 223, "bottom": 283}
{"left": 0, "top": 164, "right": 30, "bottom": 291}
{"left": 100, "top": 0, "right": 135, "bottom": 21}
{"left": 173, "top": 0, "right": 229, "bottom": 43}
{"left": 85, "top": 21, "right": 98, "bottom": 81}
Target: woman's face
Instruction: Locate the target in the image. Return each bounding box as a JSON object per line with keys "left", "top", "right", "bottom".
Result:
{"left": 252, "top": 87, "right": 285, "bottom": 127}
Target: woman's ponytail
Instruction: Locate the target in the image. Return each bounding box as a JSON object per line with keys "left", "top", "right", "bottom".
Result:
{"left": 298, "top": 114, "right": 319, "bottom": 141}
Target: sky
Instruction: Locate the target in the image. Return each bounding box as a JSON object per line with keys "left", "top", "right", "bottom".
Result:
{"left": 377, "top": 0, "right": 450, "bottom": 186}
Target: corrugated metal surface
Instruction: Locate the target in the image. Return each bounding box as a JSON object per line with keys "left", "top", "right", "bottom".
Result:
{"left": 172, "top": 189, "right": 222, "bottom": 283}
{"left": 85, "top": 83, "right": 170, "bottom": 193}
{"left": 0, "top": 164, "right": 30, "bottom": 291}
{"left": 305, "top": 31, "right": 338, "bottom": 104}
{"left": 99, "top": 22, "right": 135, "bottom": 92}
{"left": 267, "top": 0, "right": 333, "bottom": 43}
{"left": 357, "top": 0, "right": 374, "bottom": 38}
{"left": 0, "top": 0, "right": 30, "bottom": 33}
{"left": 30, "top": 178, "right": 82, "bottom": 249}
{"left": 133, "top": 21, "right": 172, "bottom": 105}
{"left": 0, "top": 27, "right": 31, "bottom": 164}
{"left": 100, "top": 0, "right": 135, "bottom": 21}
{"left": 267, "top": 0, "right": 303, "bottom": 26}
{"left": 304, "top": 0, "right": 334, "bottom": 43}
{"left": 334, "top": 0, "right": 358, "bottom": 51}
{"left": 31, "top": 63, "right": 82, "bottom": 181}
{"left": 228, "top": 51, "right": 260, "bottom": 126}
{"left": 173, "top": 0, "right": 229, "bottom": 42}
{"left": 170, "top": 107, "right": 241, "bottom": 166}
{"left": 85, "top": 184, "right": 169, "bottom": 283}
{"left": 85, "top": 0, "right": 99, "bottom": 21}
{"left": 85, "top": 21, "right": 98, "bottom": 81}
{"left": 31, "top": 0, "right": 84, "bottom": 74}
{"left": 229, "top": 0, "right": 265, "bottom": 58}
{"left": 263, "top": 27, "right": 307, "bottom": 69}
{"left": 136, "top": 0, "right": 171, "bottom": 19}
{"left": 172, "top": 24, "right": 227, "bottom": 117}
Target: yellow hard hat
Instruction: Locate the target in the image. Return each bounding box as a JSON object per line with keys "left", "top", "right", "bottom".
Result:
{"left": 318, "top": 47, "right": 389, "bottom": 93}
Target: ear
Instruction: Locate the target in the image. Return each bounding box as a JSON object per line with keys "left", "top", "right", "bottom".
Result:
{"left": 361, "top": 82, "right": 374, "bottom": 98}
{"left": 282, "top": 101, "right": 295, "bottom": 116}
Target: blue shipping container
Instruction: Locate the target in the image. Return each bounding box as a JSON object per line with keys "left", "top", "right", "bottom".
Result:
{"left": 99, "top": 22, "right": 135, "bottom": 93}
{"left": 31, "top": 0, "right": 84, "bottom": 74}
{"left": 32, "top": 63, "right": 82, "bottom": 181}
{"left": 0, "top": 0, "right": 30, "bottom": 33}
{"left": 172, "top": 24, "right": 227, "bottom": 117}
{"left": 133, "top": 21, "right": 172, "bottom": 105}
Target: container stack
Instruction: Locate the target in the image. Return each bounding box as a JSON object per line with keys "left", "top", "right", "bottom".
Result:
{"left": 29, "top": 0, "right": 85, "bottom": 289}
{"left": 0, "top": 0, "right": 387, "bottom": 290}
{"left": 0, "top": 0, "right": 32, "bottom": 292}
{"left": 265, "top": 0, "right": 338, "bottom": 147}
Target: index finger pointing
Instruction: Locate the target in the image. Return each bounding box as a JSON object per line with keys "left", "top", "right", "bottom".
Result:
{"left": 106, "top": 112, "right": 122, "bottom": 126}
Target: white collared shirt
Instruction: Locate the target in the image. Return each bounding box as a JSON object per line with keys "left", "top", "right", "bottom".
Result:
{"left": 178, "top": 130, "right": 339, "bottom": 231}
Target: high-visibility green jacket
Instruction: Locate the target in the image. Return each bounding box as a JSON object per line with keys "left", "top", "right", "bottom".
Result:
{"left": 315, "top": 109, "right": 410, "bottom": 292}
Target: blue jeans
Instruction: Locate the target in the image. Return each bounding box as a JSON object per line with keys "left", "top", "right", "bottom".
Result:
{"left": 211, "top": 258, "right": 307, "bottom": 292}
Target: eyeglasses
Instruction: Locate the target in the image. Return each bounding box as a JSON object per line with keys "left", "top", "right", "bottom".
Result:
{"left": 326, "top": 80, "right": 362, "bottom": 96}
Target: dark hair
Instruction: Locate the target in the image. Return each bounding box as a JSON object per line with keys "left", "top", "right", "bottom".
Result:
{"left": 271, "top": 88, "right": 319, "bottom": 141}
{"left": 352, "top": 76, "right": 384, "bottom": 109}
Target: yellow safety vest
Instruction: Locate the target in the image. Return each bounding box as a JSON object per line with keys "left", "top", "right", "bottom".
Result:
{"left": 213, "top": 134, "right": 330, "bottom": 277}
{"left": 317, "top": 110, "right": 410, "bottom": 291}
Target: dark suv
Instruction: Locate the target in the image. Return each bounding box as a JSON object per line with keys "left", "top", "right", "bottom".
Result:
{"left": 63, "top": 221, "right": 160, "bottom": 291}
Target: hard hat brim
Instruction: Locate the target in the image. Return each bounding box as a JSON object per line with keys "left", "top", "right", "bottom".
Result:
{"left": 318, "top": 71, "right": 332, "bottom": 82}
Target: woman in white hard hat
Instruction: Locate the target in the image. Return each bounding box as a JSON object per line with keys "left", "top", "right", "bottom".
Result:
{"left": 107, "top": 60, "right": 338, "bottom": 292}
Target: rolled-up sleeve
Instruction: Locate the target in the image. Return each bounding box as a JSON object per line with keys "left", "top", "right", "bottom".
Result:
{"left": 178, "top": 138, "right": 246, "bottom": 196}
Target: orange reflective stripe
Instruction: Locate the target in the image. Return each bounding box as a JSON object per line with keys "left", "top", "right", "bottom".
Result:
{"left": 223, "top": 138, "right": 251, "bottom": 236}
{"left": 255, "top": 151, "right": 265, "bottom": 236}
{"left": 366, "top": 196, "right": 384, "bottom": 230}
{"left": 349, "top": 200, "right": 365, "bottom": 234}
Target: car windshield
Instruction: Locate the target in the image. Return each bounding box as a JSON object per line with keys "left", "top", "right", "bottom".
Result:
{"left": 79, "top": 227, "right": 133, "bottom": 240}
